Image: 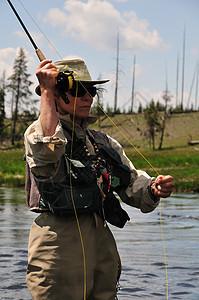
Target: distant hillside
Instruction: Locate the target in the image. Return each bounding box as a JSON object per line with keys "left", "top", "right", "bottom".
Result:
{"left": 90, "top": 111, "right": 199, "bottom": 153}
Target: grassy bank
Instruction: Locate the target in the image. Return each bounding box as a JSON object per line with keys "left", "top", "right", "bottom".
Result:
{"left": 0, "top": 111, "right": 199, "bottom": 192}
{"left": 125, "top": 149, "right": 199, "bottom": 193}
{"left": 0, "top": 150, "right": 25, "bottom": 187}
{"left": 0, "top": 147, "right": 198, "bottom": 193}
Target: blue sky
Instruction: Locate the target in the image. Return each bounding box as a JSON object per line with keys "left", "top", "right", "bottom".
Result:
{"left": 1, "top": 0, "right": 199, "bottom": 116}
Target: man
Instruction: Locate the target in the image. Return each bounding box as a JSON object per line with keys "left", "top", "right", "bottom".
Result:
{"left": 24, "top": 58, "right": 174, "bottom": 300}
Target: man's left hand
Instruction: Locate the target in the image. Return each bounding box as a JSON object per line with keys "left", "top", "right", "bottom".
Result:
{"left": 153, "top": 175, "right": 174, "bottom": 198}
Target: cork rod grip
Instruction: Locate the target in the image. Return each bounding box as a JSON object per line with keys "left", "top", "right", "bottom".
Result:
{"left": 36, "top": 49, "right": 46, "bottom": 61}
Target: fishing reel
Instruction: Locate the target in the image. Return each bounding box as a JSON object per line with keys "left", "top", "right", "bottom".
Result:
{"left": 56, "top": 71, "right": 75, "bottom": 104}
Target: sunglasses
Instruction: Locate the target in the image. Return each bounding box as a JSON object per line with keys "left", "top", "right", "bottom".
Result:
{"left": 57, "top": 72, "right": 97, "bottom": 98}
{"left": 68, "top": 83, "right": 97, "bottom": 98}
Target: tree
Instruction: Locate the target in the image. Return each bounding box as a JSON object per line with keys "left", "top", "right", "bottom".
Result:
{"left": 138, "top": 102, "right": 143, "bottom": 113}
{"left": 7, "top": 48, "right": 33, "bottom": 145}
{"left": 156, "top": 100, "right": 165, "bottom": 112}
{"left": 144, "top": 100, "right": 160, "bottom": 149}
{"left": 158, "top": 90, "right": 172, "bottom": 150}
{"left": 0, "top": 71, "right": 6, "bottom": 144}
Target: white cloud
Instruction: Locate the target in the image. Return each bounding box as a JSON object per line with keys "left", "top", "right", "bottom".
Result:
{"left": 0, "top": 47, "right": 16, "bottom": 60}
{"left": 111, "top": 0, "right": 152, "bottom": 2}
{"left": 44, "top": 0, "right": 170, "bottom": 52}
{"left": 114, "top": 0, "right": 128, "bottom": 2}
{"left": 0, "top": 47, "right": 37, "bottom": 86}
{"left": 121, "top": 11, "right": 170, "bottom": 51}
{"left": 44, "top": 8, "right": 68, "bottom": 29}
{"left": 112, "top": 0, "right": 129, "bottom": 2}
{"left": 0, "top": 48, "right": 18, "bottom": 77}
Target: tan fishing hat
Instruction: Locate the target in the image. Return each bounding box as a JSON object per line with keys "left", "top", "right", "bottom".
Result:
{"left": 35, "top": 58, "right": 109, "bottom": 95}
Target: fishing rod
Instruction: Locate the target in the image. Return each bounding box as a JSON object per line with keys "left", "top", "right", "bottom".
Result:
{"left": 7, "top": 0, "right": 45, "bottom": 61}
{"left": 6, "top": 0, "right": 73, "bottom": 103}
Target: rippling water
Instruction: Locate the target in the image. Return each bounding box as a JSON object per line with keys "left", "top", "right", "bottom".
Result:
{"left": 0, "top": 187, "right": 198, "bottom": 299}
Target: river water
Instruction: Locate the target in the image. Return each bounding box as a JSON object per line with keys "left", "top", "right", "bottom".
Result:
{"left": 0, "top": 187, "right": 198, "bottom": 300}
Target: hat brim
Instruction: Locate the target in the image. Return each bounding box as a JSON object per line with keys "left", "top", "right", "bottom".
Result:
{"left": 35, "top": 79, "right": 109, "bottom": 96}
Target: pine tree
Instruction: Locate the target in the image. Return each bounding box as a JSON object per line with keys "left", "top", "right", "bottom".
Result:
{"left": 144, "top": 100, "right": 160, "bottom": 149}
{"left": 7, "top": 48, "right": 33, "bottom": 145}
{"left": 0, "top": 71, "right": 6, "bottom": 144}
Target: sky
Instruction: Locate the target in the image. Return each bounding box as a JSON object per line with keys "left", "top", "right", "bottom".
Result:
{"left": 1, "top": 0, "right": 199, "bottom": 116}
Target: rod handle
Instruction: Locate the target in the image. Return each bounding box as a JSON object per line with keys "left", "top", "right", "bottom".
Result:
{"left": 36, "top": 49, "right": 46, "bottom": 61}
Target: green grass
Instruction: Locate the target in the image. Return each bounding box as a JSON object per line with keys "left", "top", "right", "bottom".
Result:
{"left": 0, "top": 111, "right": 199, "bottom": 192}
{"left": 0, "top": 147, "right": 198, "bottom": 192}
{"left": 125, "top": 150, "right": 199, "bottom": 192}
{"left": 0, "top": 150, "right": 25, "bottom": 187}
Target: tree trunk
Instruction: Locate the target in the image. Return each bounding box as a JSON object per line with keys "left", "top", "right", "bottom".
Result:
{"left": 11, "top": 103, "right": 18, "bottom": 145}
{"left": 11, "top": 86, "right": 20, "bottom": 146}
{"left": 159, "top": 112, "right": 167, "bottom": 150}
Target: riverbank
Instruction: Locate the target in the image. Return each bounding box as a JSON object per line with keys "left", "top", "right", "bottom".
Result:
{"left": 0, "top": 147, "right": 198, "bottom": 192}
{"left": 0, "top": 150, "right": 25, "bottom": 187}
{"left": 1, "top": 111, "right": 199, "bottom": 192}
{"left": 125, "top": 147, "right": 199, "bottom": 193}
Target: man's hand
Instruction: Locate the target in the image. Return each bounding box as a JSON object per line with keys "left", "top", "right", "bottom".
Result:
{"left": 36, "top": 60, "right": 59, "bottom": 137}
{"left": 36, "top": 59, "right": 58, "bottom": 95}
{"left": 153, "top": 175, "right": 174, "bottom": 198}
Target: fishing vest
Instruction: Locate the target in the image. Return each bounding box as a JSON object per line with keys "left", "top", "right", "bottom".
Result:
{"left": 25, "top": 127, "right": 131, "bottom": 228}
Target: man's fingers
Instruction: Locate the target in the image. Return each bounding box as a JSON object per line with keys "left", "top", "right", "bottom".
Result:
{"left": 154, "top": 175, "right": 174, "bottom": 198}
{"left": 39, "top": 59, "right": 52, "bottom": 68}
{"left": 157, "top": 175, "right": 174, "bottom": 184}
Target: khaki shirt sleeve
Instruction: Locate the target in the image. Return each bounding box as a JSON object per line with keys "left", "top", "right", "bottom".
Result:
{"left": 106, "top": 134, "right": 159, "bottom": 213}
{"left": 24, "top": 118, "right": 67, "bottom": 177}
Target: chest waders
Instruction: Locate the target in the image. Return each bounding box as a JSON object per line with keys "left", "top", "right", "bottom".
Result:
{"left": 25, "top": 128, "right": 131, "bottom": 296}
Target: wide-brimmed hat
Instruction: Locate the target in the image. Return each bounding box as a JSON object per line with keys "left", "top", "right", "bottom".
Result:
{"left": 35, "top": 58, "right": 109, "bottom": 96}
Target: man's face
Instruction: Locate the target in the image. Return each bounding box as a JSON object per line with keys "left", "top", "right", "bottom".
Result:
{"left": 57, "top": 91, "right": 94, "bottom": 124}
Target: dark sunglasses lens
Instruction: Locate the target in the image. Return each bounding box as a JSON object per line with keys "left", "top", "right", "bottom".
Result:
{"left": 69, "top": 84, "right": 96, "bottom": 98}
{"left": 87, "top": 87, "right": 96, "bottom": 97}
{"left": 69, "top": 86, "right": 84, "bottom": 97}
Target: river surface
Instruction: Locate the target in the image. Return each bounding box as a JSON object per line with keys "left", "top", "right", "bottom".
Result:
{"left": 0, "top": 187, "right": 198, "bottom": 299}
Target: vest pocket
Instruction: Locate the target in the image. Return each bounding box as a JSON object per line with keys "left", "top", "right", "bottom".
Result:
{"left": 37, "top": 180, "right": 102, "bottom": 216}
